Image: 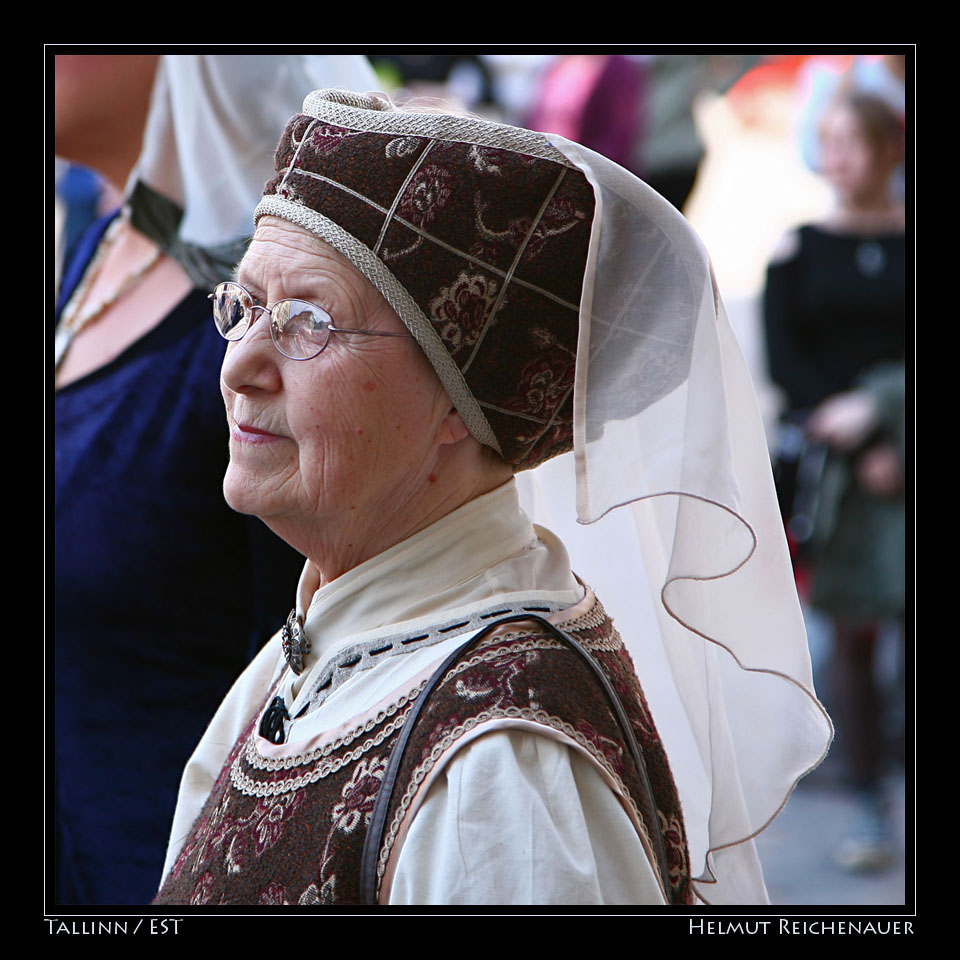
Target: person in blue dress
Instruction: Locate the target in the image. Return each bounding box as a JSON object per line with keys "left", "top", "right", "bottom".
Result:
{"left": 53, "top": 53, "right": 378, "bottom": 905}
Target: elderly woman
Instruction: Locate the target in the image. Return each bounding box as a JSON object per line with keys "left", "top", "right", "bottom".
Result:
{"left": 155, "top": 90, "right": 831, "bottom": 906}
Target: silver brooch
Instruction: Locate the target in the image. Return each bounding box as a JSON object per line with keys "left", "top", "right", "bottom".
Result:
{"left": 281, "top": 608, "right": 311, "bottom": 675}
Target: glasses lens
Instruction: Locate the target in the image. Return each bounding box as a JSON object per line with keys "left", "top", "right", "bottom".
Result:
{"left": 271, "top": 300, "right": 333, "bottom": 360}
{"left": 212, "top": 283, "right": 251, "bottom": 340}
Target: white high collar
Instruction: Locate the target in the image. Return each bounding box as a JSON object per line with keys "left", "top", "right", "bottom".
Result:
{"left": 289, "top": 479, "right": 580, "bottom": 694}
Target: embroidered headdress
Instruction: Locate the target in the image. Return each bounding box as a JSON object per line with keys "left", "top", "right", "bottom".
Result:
{"left": 255, "top": 89, "right": 833, "bottom": 905}
{"left": 256, "top": 90, "right": 599, "bottom": 469}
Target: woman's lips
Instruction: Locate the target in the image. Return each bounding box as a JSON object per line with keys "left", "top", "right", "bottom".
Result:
{"left": 232, "top": 421, "right": 284, "bottom": 445}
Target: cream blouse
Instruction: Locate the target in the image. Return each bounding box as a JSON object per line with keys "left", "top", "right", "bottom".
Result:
{"left": 160, "top": 480, "right": 666, "bottom": 905}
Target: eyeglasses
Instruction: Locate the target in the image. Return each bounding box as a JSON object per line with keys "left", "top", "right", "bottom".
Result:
{"left": 209, "top": 281, "right": 412, "bottom": 361}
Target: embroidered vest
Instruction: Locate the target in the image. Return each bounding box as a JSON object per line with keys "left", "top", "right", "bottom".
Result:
{"left": 155, "top": 600, "right": 693, "bottom": 906}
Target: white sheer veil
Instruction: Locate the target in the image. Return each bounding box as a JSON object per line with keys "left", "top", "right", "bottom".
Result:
{"left": 517, "top": 137, "right": 833, "bottom": 904}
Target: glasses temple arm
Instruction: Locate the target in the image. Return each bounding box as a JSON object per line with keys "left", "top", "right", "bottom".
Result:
{"left": 328, "top": 327, "right": 413, "bottom": 338}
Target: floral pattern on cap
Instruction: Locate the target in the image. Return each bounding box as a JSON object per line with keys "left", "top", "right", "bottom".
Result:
{"left": 261, "top": 112, "right": 595, "bottom": 470}
{"left": 431, "top": 272, "right": 502, "bottom": 357}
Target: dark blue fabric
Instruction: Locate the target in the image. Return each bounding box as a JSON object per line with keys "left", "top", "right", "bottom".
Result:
{"left": 54, "top": 224, "right": 304, "bottom": 905}
{"left": 59, "top": 165, "right": 103, "bottom": 264}
{"left": 56, "top": 209, "right": 119, "bottom": 319}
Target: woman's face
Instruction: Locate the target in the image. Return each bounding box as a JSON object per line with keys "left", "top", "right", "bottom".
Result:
{"left": 220, "top": 217, "right": 453, "bottom": 569}
{"left": 819, "top": 105, "right": 893, "bottom": 204}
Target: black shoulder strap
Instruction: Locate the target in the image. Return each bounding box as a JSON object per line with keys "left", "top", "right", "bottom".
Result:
{"left": 359, "top": 613, "right": 671, "bottom": 905}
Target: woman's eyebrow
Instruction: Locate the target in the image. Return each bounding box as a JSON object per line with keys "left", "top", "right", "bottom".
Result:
{"left": 231, "top": 267, "right": 268, "bottom": 303}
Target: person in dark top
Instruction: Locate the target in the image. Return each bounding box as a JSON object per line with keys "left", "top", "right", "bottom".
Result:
{"left": 764, "top": 224, "right": 904, "bottom": 413}
{"left": 52, "top": 53, "right": 377, "bottom": 905}
{"left": 763, "top": 90, "right": 906, "bottom": 873}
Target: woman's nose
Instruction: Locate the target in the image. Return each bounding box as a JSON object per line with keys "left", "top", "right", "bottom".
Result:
{"left": 220, "top": 310, "right": 283, "bottom": 395}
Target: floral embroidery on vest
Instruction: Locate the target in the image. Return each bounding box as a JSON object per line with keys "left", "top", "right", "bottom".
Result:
{"left": 155, "top": 600, "right": 693, "bottom": 906}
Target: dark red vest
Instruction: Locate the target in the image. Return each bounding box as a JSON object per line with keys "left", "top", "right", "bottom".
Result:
{"left": 155, "top": 601, "right": 693, "bottom": 906}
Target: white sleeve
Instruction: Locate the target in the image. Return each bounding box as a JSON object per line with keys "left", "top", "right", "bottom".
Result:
{"left": 387, "top": 728, "right": 666, "bottom": 906}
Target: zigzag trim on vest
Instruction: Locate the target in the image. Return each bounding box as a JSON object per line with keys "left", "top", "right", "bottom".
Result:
{"left": 242, "top": 679, "right": 425, "bottom": 774}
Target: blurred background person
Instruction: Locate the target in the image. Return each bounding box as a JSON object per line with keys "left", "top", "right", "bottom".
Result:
{"left": 795, "top": 54, "right": 906, "bottom": 199}
{"left": 53, "top": 53, "right": 377, "bottom": 905}
{"left": 524, "top": 54, "right": 644, "bottom": 174}
{"left": 630, "top": 53, "right": 760, "bottom": 212}
{"left": 762, "top": 88, "right": 906, "bottom": 872}
{"left": 368, "top": 53, "right": 499, "bottom": 115}
{"left": 519, "top": 53, "right": 759, "bottom": 211}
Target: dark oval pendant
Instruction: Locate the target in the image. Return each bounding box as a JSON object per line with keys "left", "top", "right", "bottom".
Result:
{"left": 259, "top": 695, "right": 291, "bottom": 744}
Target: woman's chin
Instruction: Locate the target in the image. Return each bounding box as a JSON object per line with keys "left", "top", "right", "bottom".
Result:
{"left": 222, "top": 470, "right": 270, "bottom": 519}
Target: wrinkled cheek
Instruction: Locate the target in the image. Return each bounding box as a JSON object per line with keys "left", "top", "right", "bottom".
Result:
{"left": 298, "top": 425, "right": 413, "bottom": 514}
{"left": 294, "top": 428, "right": 355, "bottom": 507}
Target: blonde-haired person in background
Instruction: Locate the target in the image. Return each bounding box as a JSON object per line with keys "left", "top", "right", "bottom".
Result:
{"left": 764, "top": 90, "right": 905, "bottom": 873}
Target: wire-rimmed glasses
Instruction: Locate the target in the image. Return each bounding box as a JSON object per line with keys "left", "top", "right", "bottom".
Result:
{"left": 209, "top": 281, "right": 412, "bottom": 361}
